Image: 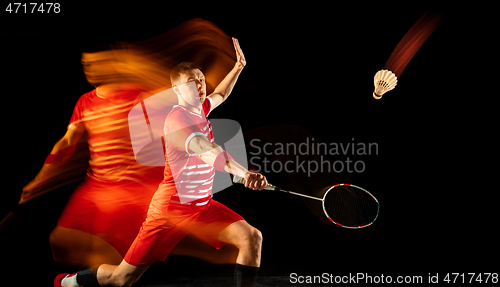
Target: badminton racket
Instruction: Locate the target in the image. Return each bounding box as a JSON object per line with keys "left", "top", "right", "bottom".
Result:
{"left": 232, "top": 175, "right": 379, "bottom": 229}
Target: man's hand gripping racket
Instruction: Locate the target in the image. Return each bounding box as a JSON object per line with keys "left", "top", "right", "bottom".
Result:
{"left": 238, "top": 172, "right": 269, "bottom": 190}
{"left": 233, "top": 175, "right": 380, "bottom": 229}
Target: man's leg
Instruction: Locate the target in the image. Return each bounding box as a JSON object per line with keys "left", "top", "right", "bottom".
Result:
{"left": 50, "top": 226, "right": 123, "bottom": 267}
{"left": 51, "top": 225, "right": 239, "bottom": 268}
{"left": 58, "top": 260, "right": 148, "bottom": 287}
{"left": 218, "top": 220, "right": 262, "bottom": 287}
{"left": 170, "top": 234, "right": 239, "bottom": 264}
{"left": 217, "top": 220, "right": 262, "bottom": 267}
{"left": 96, "top": 260, "right": 149, "bottom": 287}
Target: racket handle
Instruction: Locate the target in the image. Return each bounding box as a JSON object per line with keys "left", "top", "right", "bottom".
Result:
{"left": 232, "top": 174, "right": 282, "bottom": 192}
{"left": 232, "top": 174, "right": 322, "bottom": 200}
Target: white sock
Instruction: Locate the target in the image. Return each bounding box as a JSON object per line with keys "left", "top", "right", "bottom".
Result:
{"left": 61, "top": 273, "right": 81, "bottom": 287}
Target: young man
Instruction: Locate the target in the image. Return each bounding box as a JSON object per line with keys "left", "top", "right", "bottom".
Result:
{"left": 56, "top": 38, "right": 268, "bottom": 287}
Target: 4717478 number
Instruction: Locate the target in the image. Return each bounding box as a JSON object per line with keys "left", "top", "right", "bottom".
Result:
{"left": 6, "top": 3, "right": 60, "bottom": 13}
{"left": 442, "top": 273, "right": 498, "bottom": 284}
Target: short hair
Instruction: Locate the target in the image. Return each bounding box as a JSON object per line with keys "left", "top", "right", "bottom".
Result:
{"left": 170, "top": 62, "right": 202, "bottom": 85}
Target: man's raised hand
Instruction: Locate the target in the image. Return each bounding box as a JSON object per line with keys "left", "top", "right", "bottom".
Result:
{"left": 232, "top": 37, "right": 246, "bottom": 68}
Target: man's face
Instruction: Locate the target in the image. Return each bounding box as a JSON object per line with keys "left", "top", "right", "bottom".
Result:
{"left": 81, "top": 51, "right": 118, "bottom": 86}
{"left": 173, "top": 69, "right": 207, "bottom": 105}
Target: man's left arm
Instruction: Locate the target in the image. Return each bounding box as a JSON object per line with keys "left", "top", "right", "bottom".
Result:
{"left": 209, "top": 37, "right": 246, "bottom": 110}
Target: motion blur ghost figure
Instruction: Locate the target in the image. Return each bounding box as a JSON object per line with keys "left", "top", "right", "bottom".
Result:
{"left": 19, "top": 18, "right": 245, "bottom": 268}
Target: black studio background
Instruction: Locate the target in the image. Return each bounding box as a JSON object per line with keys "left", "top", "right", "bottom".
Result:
{"left": 1, "top": 2, "right": 496, "bottom": 285}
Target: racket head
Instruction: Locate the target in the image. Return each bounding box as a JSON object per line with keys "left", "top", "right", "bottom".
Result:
{"left": 321, "top": 184, "right": 379, "bottom": 229}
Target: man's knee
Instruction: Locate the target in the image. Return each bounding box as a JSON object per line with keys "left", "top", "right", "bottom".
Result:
{"left": 220, "top": 221, "right": 263, "bottom": 252}
{"left": 252, "top": 228, "right": 263, "bottom": 246}
{"left": 49, "top": 228, "right": 57, "bottom": 247}
{"left": 243, "top": 227, "right": 263, "bottom": 251}
{"left": 49, "top": 227, "right": 66, "bottom": 263}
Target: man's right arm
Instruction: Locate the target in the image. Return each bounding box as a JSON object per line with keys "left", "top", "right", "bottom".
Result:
{"left": 188, "top": 135, "right": 268, "bottom": 190}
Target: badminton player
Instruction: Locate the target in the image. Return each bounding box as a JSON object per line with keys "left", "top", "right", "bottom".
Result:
{"left": 56, "top": 38, "right": 268, "bottom": 287}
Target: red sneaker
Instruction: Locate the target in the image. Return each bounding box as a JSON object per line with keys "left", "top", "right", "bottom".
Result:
{"left": 54, "top": 273, "right": 69, "bottom": 287}
{"left": 54, "top": 272, "right": 78, "bottom": 287}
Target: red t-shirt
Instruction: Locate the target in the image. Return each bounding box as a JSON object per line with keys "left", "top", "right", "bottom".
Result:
{"left": 159, "top": 97, "right": 214, "bottom": 207}
{"left": 69, "top": 89, "right": 150, "bottom": 182}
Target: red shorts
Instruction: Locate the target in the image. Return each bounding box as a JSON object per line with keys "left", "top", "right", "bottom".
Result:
{"left": 124, "top": 198, "right": 244, "bottom": 267}
{"left": 57, "top": 174, "right": 162, "bottom": 257}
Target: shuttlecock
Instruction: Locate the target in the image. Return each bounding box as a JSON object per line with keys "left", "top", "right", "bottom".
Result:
{"left": 373, "top": 69, "right": 398, "bottom": 99}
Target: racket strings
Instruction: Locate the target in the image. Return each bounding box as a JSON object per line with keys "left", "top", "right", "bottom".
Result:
{"left": 324, "top": 186, "right": 379, "bottom": 227}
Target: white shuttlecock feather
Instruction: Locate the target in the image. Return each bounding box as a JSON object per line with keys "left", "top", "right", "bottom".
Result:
{"left": 373, "top": 69, "right": 398, "bottom": 99}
